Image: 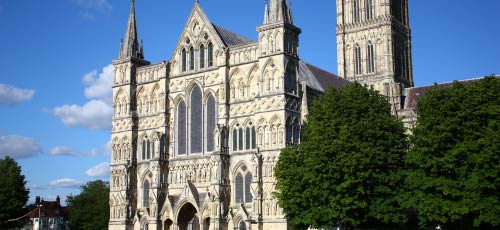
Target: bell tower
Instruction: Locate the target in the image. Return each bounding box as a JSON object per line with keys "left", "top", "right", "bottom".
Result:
{"left": 336, "top": 0, "right": 413, "bottom": 111}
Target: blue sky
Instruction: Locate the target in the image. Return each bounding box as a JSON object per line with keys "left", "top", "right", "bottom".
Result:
{"left": 0, "top": 0, "right": 498, "bottom": 205}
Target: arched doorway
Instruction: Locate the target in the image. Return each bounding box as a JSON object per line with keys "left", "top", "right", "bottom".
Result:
{"left": 177, "top": 203, "right": 200, "bottom": 230}
{"left": 163, "top": 219, "right": 173, "bottom": 230}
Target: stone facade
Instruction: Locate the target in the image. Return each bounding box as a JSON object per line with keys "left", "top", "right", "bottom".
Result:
{"left": 109, "top": 1, "right": 349, "bottom": 230}
{"left": 336, "top": 0, "right": 413, "bottom": 112}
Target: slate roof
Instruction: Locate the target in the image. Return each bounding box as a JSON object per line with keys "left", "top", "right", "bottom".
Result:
{"left": 299, "top": 61, "right": 351, "bottom": 92}
{"left": 403, "top": 76, "right": 500, "bottom": 110}
{"left": 212, "top": 24, "right": 255, "bottom": 47}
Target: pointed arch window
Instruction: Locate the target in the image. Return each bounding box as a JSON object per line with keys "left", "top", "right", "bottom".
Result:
{"left": 143, "top": 180, "right": 150, "bottom": 208}
{"left": 353, "top": 0, "right": 361, "bottom": 23}
{"left": 245, "top": 127, "right": 251, "bottom": 150}
{"left": 200, "top": 44, "right": 205, "bottom": 69}
{"left": 176, "top": 100, "right": 187, "bottom": 155}
{"left": 354, "top": 45, "right": 362, "bottom": 75}
{"left": 233, "top": 129, "right": 238, "bottom": 151}
{"left": 206, "top": 95, "right": 216, "bottom": 152}
{"left": 234, "top": 164, "right": 253, "bottom": 204}
{"left": 366, "top": 0, "right": 375, "bottom": 20}
{"left": 189, "top": 47, "right": 195, "bottom": 71}
{"left": 251, "top": 127, "right": 256, "bottom": 149}
{"left": 208, "top": 43, "right": 214, "bottom": 67}
{"left": 182, "top": 48, "right": 187, "bottom": 72}
{"left": 367, "top": 42, "right": 376, "bottom": 74}
{"left": 190, "top": 85, "right": 203, "bottom": 154}
{"left": 238, "top": 128, "right": 244, "bottom": 151}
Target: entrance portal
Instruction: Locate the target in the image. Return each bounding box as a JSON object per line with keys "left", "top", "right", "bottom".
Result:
{"left": 177, "top": 203, "right": 200, "bottom": 230}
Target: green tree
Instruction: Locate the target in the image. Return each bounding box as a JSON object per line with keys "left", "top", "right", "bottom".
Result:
{"left": 67, "top": 180, "right": 109, "bottom": 230}
{"left": 275, "top": 83, "right": 409, "bottom": 229}
{"left": 0, "top": 156, "right": 30, "bottom": 229}
{"left": 403, "top": 76, "right": 500, "bottom": 229}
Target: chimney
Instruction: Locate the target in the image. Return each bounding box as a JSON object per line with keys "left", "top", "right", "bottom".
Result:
{"left": 36, "top": 196, "right": 40, "bottom": 205}
{"left": 56, "top": 196, "right": 61, "bottom": 205}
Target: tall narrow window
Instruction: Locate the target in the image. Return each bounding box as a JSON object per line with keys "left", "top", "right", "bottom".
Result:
{"left": 189, "top": 47, "right": 195, "bottom": 71}
{"left": 182, "top": 49, "right": 187, "bottom": 72}
{"left": 200, "top": 44, "right": 205, "bottom": 69}
{"left": 143, "top": 180, "right": 149, "bottom": 208}
{"left": 251, "top": 127, "right": 256, "bottom": 149}
{"left": 190, "top": 86, "right": 203, "bottom": 154}
{"left": 177, "top": 101, "right": 187, "bottom": 155}
{"left": 367, "top": 43, "right": 375, "bottom": 73}
{"left": 245, "top": 127, "right": 251, "bottom": 150}
{"left": 146, "top": 141, "right": 150, "bottom": 159}
{"left": 366, "top": 0, "right": 374, "bottom": 20}
{"left": 142, "top": 140, "right": 146, "bottom": 160}
{"left": 206, "top": 95, "right": 216, "bottom": 152}
{"left": 233, "top": 130, "right": 238, "bottom": 151}
{"left": 353, "top": 0, "right": 361, "bottom": 23}
{"left": 354, "top": 45, "right": 362, "bottom": 75}
{"left": 235, "top": 164, "right": 253, "bottom": 204}
{"left": 238, "top": 128, "right": 243, "bottom": 151}
{"left": 208, "top": 43, "right": 214, "bottom": 67}
{"left": 235, "top": 173, "right": 243, "bottom": 203}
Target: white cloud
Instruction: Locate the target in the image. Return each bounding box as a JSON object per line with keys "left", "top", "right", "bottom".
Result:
{"left": 103, "top": 140, "right": 111, "bottom": 156}
{"left": 0, "top": 84, "right": 35, "bottom": 106}
{"left": 73, "top": 0, "right": 112, "bottom": 10}
{"left": 51, "top": 65, "right": 114, "bottom": 131}
{"left": 85, "top": 162, "right": 110, "bottom": 178}
{"left": 0, "top": 135, "right": 42, "bottom": 159}
{"left": 83, "top": 65, "right": 114, "bottom": 104}
{"left": 51, "top": 100, "right": 113, "bottom": 130}
{"left": 49, "top": 146, "right": 78, "bottom": 156}
{"left": 48, "top": 178, "right": 83, "bottom": 189}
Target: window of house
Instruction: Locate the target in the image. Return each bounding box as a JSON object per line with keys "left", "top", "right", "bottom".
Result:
{"left": 353, "top": 0, "right": 361, "bottom": 23}
{"left": 234, "top": 164, "right": 253, "bottom": 204}
{"left": 208, "top": 43, "right": 214, "bottom": 67}
{"left": 182, "top": 48, "right": 187, "bottom": 72}
{"left": 200, "top": 44, "right": 205, "bottom": 69}
{"left": 190, "top": 47, "right": 195, "bottom": 71}
{"left": 177, "top": 101, "right": 187, "bottom": 155}
{"left": 366, "top": 0, "right": 375, "bottom": 20}
{"left": 367, "top": 42, "right": 375, "bottom": 73}
{"left": 143, "top": 180, "right": 149, "bottom": 208}
{"left": 190, "top": 85, "right": 203, "bottom": 154}
{"left": 206, "top": 95, "right": 216, "bottom": 152}
{"left": 354, "top": 45, "right": 362, "bottom": 75}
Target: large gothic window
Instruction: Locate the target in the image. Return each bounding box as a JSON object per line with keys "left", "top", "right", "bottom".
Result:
{"left": 200, "top": 44, "right": 205, "bottom": 69}
{"left": 190, "top": 47, "right": 195, "bottom": 71}
{"left": 143, "top": 180, "right": 150, "bottom": 208}
{"left": 190, "top": 86, "right": 203, "bottom": 154}
{"left": 182, "top": 48, "right": 187, "bottom": 72}
{"left": 206, "top": 95, "right": 216, "bottom": 152}
{"left": 234, "top": 164, "right": 253, "bottom": 204}
{"left": 177, "top": 100, "right": 187, "bottom": 155}
{"left": 208, "top": 43, "right": 214, "bottom": 67}
{"left": 352, "top": 0, "right": 361, "bottom": 23}
{"left": 354, "top": 45, "right": 362, "bottom": 75}
{"left": 367, "top": 42, "right": 376, "bottom": 73}
{"left": 366, "top": 0, "right": 375, "bottom": 20}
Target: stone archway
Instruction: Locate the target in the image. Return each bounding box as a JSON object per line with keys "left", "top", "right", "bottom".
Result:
{"left": 177, "top": 203, "right": 200, "bottom": 230}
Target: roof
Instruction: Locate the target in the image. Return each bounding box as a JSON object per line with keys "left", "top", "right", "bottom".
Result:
{"left": 26, "top": 201, "right": 68, "bottom": 219}
{"left": 212, "top": 24, "right": 255, "bottom": 47}
{"left": 403, "top": 76, "right": 500, "bottom": 110}
{"left": 299, "top": 61, "right": 351, "bottom": 92}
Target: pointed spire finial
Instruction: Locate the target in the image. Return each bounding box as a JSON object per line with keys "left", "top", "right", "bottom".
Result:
{"left": 119, "top": 0, "right": 144, "bottom": 59}
{"left": 264, "top": 0, "right": 293, "bottom": 24}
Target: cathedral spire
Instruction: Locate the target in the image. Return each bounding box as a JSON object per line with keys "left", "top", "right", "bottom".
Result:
{"left": 264, "top": 0, "right": 293, "bottom": 24}
{"left": 119, "top": 0, "right": 144, "bottom": 59}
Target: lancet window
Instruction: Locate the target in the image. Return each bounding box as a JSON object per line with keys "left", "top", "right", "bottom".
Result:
{"left": 234, "top": 164, "right": 253, "bottom": 204}
{"left": 232, "top": 123, "right": 257, "bottom": 152}
{"left": 208, "top": 42, "right": 214, "bottom": 67}
{"left": 367, "top": 42, "right": 375, "bottom": 73}
{"left": 354, "top": 45, "right": 362, "bottom": 75}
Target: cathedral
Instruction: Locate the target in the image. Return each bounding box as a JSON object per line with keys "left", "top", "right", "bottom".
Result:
{"left": 109, "top": 0, "right": 413, "bottom": 230}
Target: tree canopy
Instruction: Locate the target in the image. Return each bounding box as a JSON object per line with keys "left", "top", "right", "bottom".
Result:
{"left": 403, "top": 76, "right": 500, "bottom": 229}
{"left": 0, "top": 156, "right": 30, "bottom": 229}
{"left": 66, "top": 180, "right": 109, "bottom": 230}
{"left": 275, "top": 83, "right": 408, "bottom": 229}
